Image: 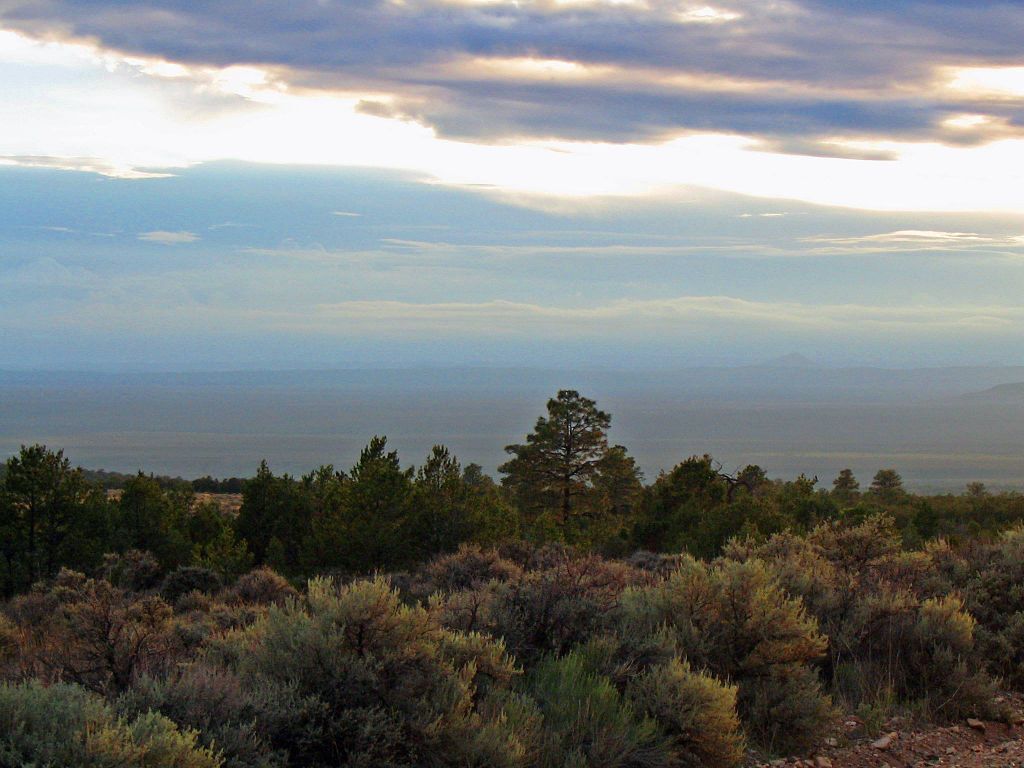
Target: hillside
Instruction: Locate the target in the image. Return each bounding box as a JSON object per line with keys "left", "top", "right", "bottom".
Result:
{"left": 964, "top": 382, "right": 1024, "bottom": 403}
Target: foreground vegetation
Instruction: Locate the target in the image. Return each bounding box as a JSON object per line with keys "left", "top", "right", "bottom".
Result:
{"left": 3, "top": 390, "right": 1024, "bottom": 766}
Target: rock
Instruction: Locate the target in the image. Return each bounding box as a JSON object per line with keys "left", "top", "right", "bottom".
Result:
{"left": 967, "top": 718, "right": 986, "bottom": 731}
{"left": 873, "top": 733, "right": 897, "bottom": 750}
{"left": 824, "top": 737, "right": 839, "bottom": 748}
{"left": 946, "top": 747, "right": 957, "bottom": 755}
{"left": 815, "top": 757, "right": 832, "bottom": 768}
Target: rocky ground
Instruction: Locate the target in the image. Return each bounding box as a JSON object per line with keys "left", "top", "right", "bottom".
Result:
{"left": 753, "top": 699, "right": 1024, "bottom": 768}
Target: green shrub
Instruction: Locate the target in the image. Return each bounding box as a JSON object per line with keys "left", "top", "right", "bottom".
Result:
{"left": 739, "top": 663, "right": 832, "bottom": 753}
{"left": 175, "top": 589, "right": 214, "bottom": 614}
{"left": 162, "top": 567, "right": 222, "bottom": 606}
{"left": 626, "top": 658, "right": 743, "bottom": 768}
{"left": 7, "top": 573, "right": 176, "bottom": 694}
{"left": 0, "top": 615, "right": 17, "bottom": 671}
{"left": 102, "top": 550, "right": 163, "bottom": 592}
{"left": 835, "top": 589, "right": 994, "bottom": 720}
{"left": 486, "top": 555, "right": 640, "bottom": 663}
{"left": 119, "top": 666, "right": 278, "bottom": 768}
{"left": 962, "top": 526, "right": 1024, "bottom": 688}
{"left": 526, "top": 652, "right": 672, "bottom": 768}
{"left": 429, "top": 580, "right": 500, "bottom": 635}
{"left": 731, "top": 516, "right": 999, "bottom": 721}
{"left": 615, "top": 556, "right": 830, "bottom": 753}
{"left": 203, "top": 576, "right": 530, "bottom": 767}
{"left": 626, "top": 551, "right": 691, "bottom": 577}
{"left": 0, "top": 680, "right": 220, "bottom": 767}
{"left": 415, "top": 544, "right": 522, "bottom": 594}
{"left": 226, "top": 567, "right": 296, "bottom": 607}
{"left": 911, "top": 596, "right": 998, "bottom": 718}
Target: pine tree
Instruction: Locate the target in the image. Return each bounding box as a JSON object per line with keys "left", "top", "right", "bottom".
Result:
{"left": 500, "top": 390, "right": 613, "bottom": 529}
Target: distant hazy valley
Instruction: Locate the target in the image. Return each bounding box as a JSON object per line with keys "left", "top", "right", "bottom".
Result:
{"left": 2, "top": 361, "right": 1022, "bottom": 490}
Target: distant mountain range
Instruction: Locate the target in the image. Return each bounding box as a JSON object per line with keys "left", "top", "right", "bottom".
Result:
{"left": 754, "top": 353, "right": 820, "bottom": 369}
{"left": 963, "top": 382, "right": 1024, "bottom": 402}
{"left": 2, "top": 363, "right": 1024, "bottom": 404}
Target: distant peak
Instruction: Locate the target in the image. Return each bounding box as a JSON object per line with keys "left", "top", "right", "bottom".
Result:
{"left": 962, "top": 381, "right": 1024, "bottom": 401}
{"left": 756, "top": 352, "right": 819, "bottom": 369}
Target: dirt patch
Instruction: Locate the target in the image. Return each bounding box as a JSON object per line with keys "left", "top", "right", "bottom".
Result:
{"left": 753, "top": 699, "right": 1024, "bottom": 768}
{"left": 105, "top": 489, "right": 241, "bottom": 515}
{"left": 192, "top": 492, "right": 242, "bottom": 515}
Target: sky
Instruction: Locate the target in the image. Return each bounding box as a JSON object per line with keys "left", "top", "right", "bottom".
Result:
{"left": 1, "top": 0, "right": 1023, "bottom": 370}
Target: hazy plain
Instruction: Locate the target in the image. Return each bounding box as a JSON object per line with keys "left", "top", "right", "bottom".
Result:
{"left": 2, "top": 365, "right": 1022, "bottom": 491}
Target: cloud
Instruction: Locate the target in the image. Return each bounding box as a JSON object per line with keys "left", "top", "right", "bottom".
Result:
{"left": 803, "top": 230, "right": 1024, "bottom": 256}
{"left": 6, "top": 25, "right": 1024, "bottom": 210}
{"left": 11, "top": 287, "right": 1020, "bottom": 341}
{"left": 308, "top": 296, "right": 1024, "bottom": 334}
{"left": 138, "top": 230, "right": 199, "bottom": 244}
{"left": 0, "top": 154, "right": 171, "bottom": 179}
{"left": 244, "top": 225, "right": 1024, "bottom": 266}
{"left": 207, "top": 221, "right": 253, "bottom": 231}
{"left": 810, "top": 230, "right": 995, "bottom": 245}
{"left": 2, "top": 1, "right": 1024, "bottom": 153}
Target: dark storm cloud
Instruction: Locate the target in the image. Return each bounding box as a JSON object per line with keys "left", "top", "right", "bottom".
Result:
{"left": 2, "top": 0, "right": 1023, "bottom": 152}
